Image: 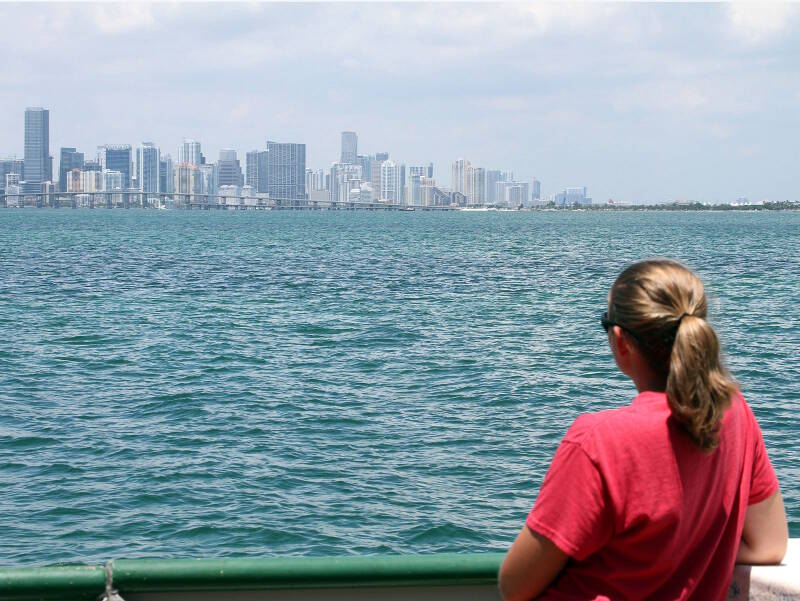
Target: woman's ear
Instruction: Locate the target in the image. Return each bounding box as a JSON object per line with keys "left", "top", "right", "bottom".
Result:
{"left": 610, "top": 325, "right": 634, "bottom": 376}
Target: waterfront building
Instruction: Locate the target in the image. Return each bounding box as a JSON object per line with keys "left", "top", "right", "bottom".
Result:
{"left": 0, "top": 158, "right": 24, "bottom": 193}
{"left": 103, "top": 169, "right": 123, "bottom": 191}
{"left": 340, "top": 131, "right": 358, "bottom": 164}
{"left": 5, "top": 172, "right": 21, "bottom": 189}
{"left": 464, "top": 165, "right": 486, "bottom": 206}
{"left": 23, "top": 107, "right": 51, "bottom": 193}
{"left": 173, "top": 164, "right": 203, "bottom": 198}
{"left": 64, "top": 168, "right": 81, "bottom": 193}
{"left": 246, "top": 150, "right": 268, "bottom": 192}
{"left": 551, "top": 186, "right": 592, "bottom": 207}
{"left": 266, "top": 141, "right": 306, "bottom": 201}
{"left": 83, "top": 160, "right": 102, "bottom": 172}
{"left": 58, "top": 148, "right": 84, "bottom": 192}
{"left": 218, "top": 184, "right": 240, "bottom": 206}
{"left": 197, "top": 164, "right": 217, "bottom": 200}
{"left": 98, "top": 145, "right": 132, "bottom": 189}
{"left": 405, "top": 165, "right": 433, "bottom": 205}
{"left": 533, "top": 179, "right": 541, "bottom": 201}
{"left": 359, "top": 182, "right": 374, "bottom": 204}
{"left": 160, "top": 155, "right": 174, "bottom": 194}
{"left": 5, "top": 182, "right": 22, "bottom": 207}
{"left": 136, "top": 142, "right": 160, "bottom": 194}
{"left": 329, "top": 163, "right": 362, "bottom": 203}
{"left": 304, "top": 168, "right": 325, "bottom": 193}
{"left": 451, "top": 158, "right": 470, "bottom": 196}
{"left": 486, "top": 170, "right": 513, "bottom": 204}
{"left": 178, "top": 139, "right": 203, "bottom": 165}
{"left": 357, "top": 155, "right": 370, "bottom": 187}
{"left": 80, "top": 169, "right": 102, "bottom": 193}
{"left": 217, "top": 149, "right": 243, "bottom": 187}
{"left": 380, "top": 160, "right": 404, "bottom": 204}
{"left": 450, "top": 191, "right": 467, "bottom": 206}
{"left": 494, "top": 180, "right": 530, "bottom": 207}
{"left": 370, "top": 152, "right": 389, "bottom": 201}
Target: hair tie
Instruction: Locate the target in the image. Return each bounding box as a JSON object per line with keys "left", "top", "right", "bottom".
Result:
{"left": 677, "top": 312, "right": 692, "bottom": 324}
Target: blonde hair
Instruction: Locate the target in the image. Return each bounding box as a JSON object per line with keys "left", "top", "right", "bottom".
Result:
{"left": 609, "top": 259, "right": 737, "bottom": 451}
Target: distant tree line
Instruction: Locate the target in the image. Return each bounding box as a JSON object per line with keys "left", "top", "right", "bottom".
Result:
{"left": 532, "top": 201, "right": 799, "bottom": 211}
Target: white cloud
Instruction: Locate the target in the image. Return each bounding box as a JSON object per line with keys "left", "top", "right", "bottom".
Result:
{"left": 727, "top": 3, "right": 799, "bottom": 44}
{"left": 92, "top": 4, "right": 156, "bottom": 34}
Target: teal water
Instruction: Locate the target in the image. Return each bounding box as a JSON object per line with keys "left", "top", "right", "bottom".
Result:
{"left": 0, "top": 209, "right": 797, "bottom": 566}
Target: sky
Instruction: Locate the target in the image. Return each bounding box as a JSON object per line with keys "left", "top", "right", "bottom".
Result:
{"left": 1, "top": 2, "right": 799, "bottom": 204}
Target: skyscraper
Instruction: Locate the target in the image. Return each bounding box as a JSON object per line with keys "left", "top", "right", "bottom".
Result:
{"left": 24, "top": 107, "right": 51, "bottom": 193}
{"left": 266, "top": 141, "right": 306, "bottom": 201}
{"left": 59, "top": 148, "right": 84, "bottom": 192}
{"left": 136, "top": 142, "right": 160, "bottom": 193}
{"left": 160, "top": 155, "right": 174, "bottom": 194}
{"left": 451, "top": 159, "right": 470, "bottom": 196}
{"left": 178, "top": 139, "right": 203, "bottom": 165}
{"left": 340, "top": 131, "right": 358, "bottom": 164}
{"left": 246, "top": 150, "right": 269, "bottom": 192}
{"left": 532, "top": 179, "right": 541, "bottom": 201}
{"left": 98, "top": 145, "right": 132, "bottom": 189}
{"left": 380, "top": 160, "right": 402, "bottom": 203}
{"left": 217, "top": 149, "right": 243, "bottom": 187}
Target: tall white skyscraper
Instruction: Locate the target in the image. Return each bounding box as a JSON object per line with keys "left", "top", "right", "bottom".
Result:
{"left": 451, "top": 158, "right": 470, "bottom": 195}
{"left": 380, "top": 160, "right": 402, "bottom": 203}
{"left": 136, "top": 142, "right": 160, "bottom": 193}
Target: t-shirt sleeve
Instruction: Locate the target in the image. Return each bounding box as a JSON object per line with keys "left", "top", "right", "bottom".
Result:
{"left": 747, "top": 405, "right": 779, "bottom": 505}
{"left": 526, "top": 440, "right": 613, "bottom": 561}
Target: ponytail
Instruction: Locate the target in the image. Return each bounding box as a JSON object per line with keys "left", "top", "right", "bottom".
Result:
{"left": 666, "top": 314, "right": 736, "bottom": 451}
{"left": 609, "top": 259, "right": 737, "bottom": 452}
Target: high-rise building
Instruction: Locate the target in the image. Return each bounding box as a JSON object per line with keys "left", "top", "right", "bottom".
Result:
{"left": 58, "top": 148, "right": 84, "bottom": 192}
{"left": 380, "top": 160, "right": 403, "bottom": 203}
{"left": 329, "top": 163, "right": 362, "bottom": 203}
{"left": 532, "top": 179, "right": 541, "bottom": 200}
{"left": 24, "top": 107, "right": 51, "bottom": 193}
{"left": 486, "top": 170, "right": 513, "bottom": 204}
{"left": 340, "top": 131, "right": 358, "bottom": 164}
{"left": 451, "top": 158, "right": 470, "bottom": 196}
{"left": 305, "top": 168, "right": 325, "bottom": 192}
{"left": 0, "top": 158, "right": 24, "bottom": 193}
{"left": 160, "top": 155, "right": 174, "bottom": 194}
{"left": 197, "top": 164, "right": 217, "bottom": 199}
{"left": 64, "top": 169, "right": 81, "bottom": 193}
{"left": 178, "top": 139, "right": 203, "bottom": 165}
{"left": 369, "top": 152, "right": 389, "bottom": 200}
{"left": 406, "top": 165, "right": 433, "bottom": 205}
{"left": 103, "top": 170, "right": 123, "bottom": 191}
{"left": 98, "top": 145, "right": 132, "bottom": 189}
{"left": 465, "top": 166, "right": 486, "bottom": 206}
{"left": 217, "top": 149, "right": 243, "bottom": 187}
{"left": 246, "top": 150, "right": 269, "bottom": 192}
{"left": 80, "top": 169, "right": 102, "bottom": 193}
{"left": 266, "top": 141, "right": 306, "bottom": 201}
{"left": 136, "top": 142, "right": 160, "bottom": 194}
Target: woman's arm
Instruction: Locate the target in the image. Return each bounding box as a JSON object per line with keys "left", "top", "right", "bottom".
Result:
{"left": 736, "top": 490, "right": 788, "bottom": 565}
{"left": 498, "top": 525, "right": 569, "bottom": 601}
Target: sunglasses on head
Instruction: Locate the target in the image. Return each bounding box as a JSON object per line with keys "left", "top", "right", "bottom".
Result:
{"left": 601, "top": 311, "right": 642, "bottom": 343}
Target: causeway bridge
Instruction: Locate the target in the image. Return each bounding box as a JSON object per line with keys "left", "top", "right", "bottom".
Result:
{"left": 0, "top": 191, "right": 459, "bottom": 211}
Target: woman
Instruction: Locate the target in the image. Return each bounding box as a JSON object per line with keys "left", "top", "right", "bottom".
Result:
{"left": 499, "top": 259, "right": 787, "bottom": 600}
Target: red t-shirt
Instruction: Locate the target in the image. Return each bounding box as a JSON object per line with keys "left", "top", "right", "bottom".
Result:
{"left": 526, "top": 390, "right": 779, "bottom": 601}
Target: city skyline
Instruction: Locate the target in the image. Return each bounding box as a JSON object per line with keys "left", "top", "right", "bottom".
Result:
{"left": 1, "top": 4, "right": 799, "bottom": 203}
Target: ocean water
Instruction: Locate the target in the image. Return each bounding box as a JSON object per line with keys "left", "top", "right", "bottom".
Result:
{"left": 0, "top": 209, "right": 797, "bottom": 566}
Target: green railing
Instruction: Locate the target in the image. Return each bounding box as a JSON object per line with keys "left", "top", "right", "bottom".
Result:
{"left": 0, "top": 553, "right": 505, "bottom": 600}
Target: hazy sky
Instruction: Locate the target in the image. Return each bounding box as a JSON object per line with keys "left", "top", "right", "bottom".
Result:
{"left": 1, "top": 2, "right": 798, "bottom": 203}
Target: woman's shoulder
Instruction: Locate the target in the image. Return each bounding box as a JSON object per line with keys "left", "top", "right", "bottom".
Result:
{"left": 562, "top": 392, "right": 672, "bottom": 450}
